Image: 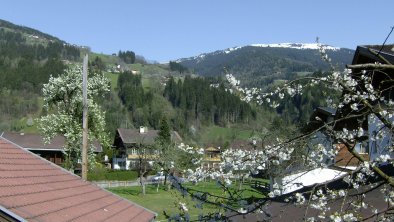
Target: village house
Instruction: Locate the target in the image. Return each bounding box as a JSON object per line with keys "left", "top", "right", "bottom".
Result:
{"left": 0, "top": 132, "right": 102, "bottom": 166}
{"left": 350, "top": 45, "right": 394, "bottom": 161}
{"left": 0, "top": 135, "right": 156, "bottom": 222}
{"left": 112, "top": 127, "right": 182, "bottom": 170}
{"left": 201, "top": 146, "right": 221, "bottom": 170}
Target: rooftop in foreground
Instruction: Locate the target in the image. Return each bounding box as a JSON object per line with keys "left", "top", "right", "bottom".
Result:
{"left": 0, "top": 136, "right": 156, "bottom": 222}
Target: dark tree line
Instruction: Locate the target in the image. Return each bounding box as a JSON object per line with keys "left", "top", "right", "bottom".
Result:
{"left": 164, "top": 76, "right": 256, "bottom": 127}
{"left": 275, "top": 71, "right": 341, "bottom": 125}
{"left": 89, "top": 56, "right": 106, "bottom": 73}
{"left": 169, "top": 61, "right": 188, "bottom": 74}
{"left": 117, "top": 71, "right": 165, "bottom": 129}
{"left": 118, "top": 50, "right": 136, "bottom": 64}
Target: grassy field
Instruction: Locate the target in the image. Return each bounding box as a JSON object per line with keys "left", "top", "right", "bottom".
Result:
{"left": 104, "top": 72, "right": 119, "bottom": 90}
{"left": 89, "top": 52, "right": 120, "bottom": 65}
{"left": 88, "top": 169, "right": 138, "bottom": 181}
{"left": 130, "top": 63, "right": 168, "bottom": 75}
{"left": 108, "top": 179, "right": 268, "bottom": 221}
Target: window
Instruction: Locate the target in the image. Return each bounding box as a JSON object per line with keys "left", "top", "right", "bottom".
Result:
{"left": 355, "top": 142, "right": 368, "bottom": 154}
{"left": 371, "top": 131, "right": 378, "bottom": 154}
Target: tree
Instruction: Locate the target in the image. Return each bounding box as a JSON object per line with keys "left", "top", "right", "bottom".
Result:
{"left": 38, "top": 65, "right": 110, "bottom": 171}
{"left": 168, "top": 44, "right": 394, "bottom": 221}
{"left": 157, "top": 117, "right": 171, "bottom": 146}
{"left": 135, "top": 143, "right": 155, "bottom": 195}
{"left": 118, "top": 50, "right": 136, "bottom": 64}
{"left": 154, "top": 117, "right": 175, "bottom": 187}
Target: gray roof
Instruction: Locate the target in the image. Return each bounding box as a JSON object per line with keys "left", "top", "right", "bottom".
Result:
{"left": 116, "top": 128, "right": 182, "bottom": 146}
{"left": 1, "top": 132, "right": 102, "bottom": 153}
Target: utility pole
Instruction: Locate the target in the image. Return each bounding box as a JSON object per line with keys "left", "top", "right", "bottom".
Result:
{"left": 82, "top": 54, "right": 88, "bottom": 180}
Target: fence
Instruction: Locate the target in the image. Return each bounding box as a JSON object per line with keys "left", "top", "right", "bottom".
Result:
{"left": 94, "top": 180, "right": 159, "bottom": 188}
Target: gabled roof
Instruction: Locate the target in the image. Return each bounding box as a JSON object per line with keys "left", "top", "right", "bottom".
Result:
{"left": 352, "top": 45, "right": 394, "bottom": 65}
{"left": 116, "top": 128, "right": 182, "bottom": 146}
{"left": 1, "top": 132, "right": 102, "bottom": 153}
{"left": 0, "top": 136, "right": 156, "bottom": 222}
{"left": 304, "top": 107, "right": 337, "bottom": 133}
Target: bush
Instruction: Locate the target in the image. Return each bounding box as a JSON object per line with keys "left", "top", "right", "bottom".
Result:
{"left": 88, "top": 169, "right": 138, "bottom": 181}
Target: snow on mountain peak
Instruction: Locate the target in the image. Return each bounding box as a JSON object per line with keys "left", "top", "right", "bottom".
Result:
{"left": 249, "top": 43, "right": 340, "bottom": 51}
{"left": 177, "top": 43, "right": 340, "bottom": 63}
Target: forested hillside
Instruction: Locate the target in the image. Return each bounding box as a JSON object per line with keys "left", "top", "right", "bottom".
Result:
{"left": 0, "top": 19, "right": 82, "bottom": 131}
{"left": 164, "top": 76, "right": 256, "bottom": 126}
{"left": 0, "top": 19, "right": 341, "bottom": 146}
{"left": 114, "top": 71, "right": 259, "bottom": 138}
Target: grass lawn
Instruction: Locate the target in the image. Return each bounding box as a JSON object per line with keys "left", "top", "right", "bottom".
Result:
{"left": 109, "top": 184, "right": 216, "bottom": 221}
{"left": 89, "top": 52, "right": 120, "bottom": 65}
{"left": 104, "top": 72, "right": 118, "bottom": 90}
{"left": 108, "top": 179, "right": 268, "bottom": 221}
{"left": 130, "top": 63, "right": 168, "bottom": 75}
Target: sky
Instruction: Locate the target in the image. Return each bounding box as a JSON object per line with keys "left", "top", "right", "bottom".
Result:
{"left": 1, "top": 0, "right": 393, "bottom": 62}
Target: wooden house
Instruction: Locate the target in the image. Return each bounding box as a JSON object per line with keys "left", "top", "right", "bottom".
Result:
{"left": 112, "top": 127, "right": 182, "bottom": 170}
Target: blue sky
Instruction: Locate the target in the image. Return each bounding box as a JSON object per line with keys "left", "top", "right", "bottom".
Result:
{"left": 1, "top": 0, "right": 393, "bottom": 62}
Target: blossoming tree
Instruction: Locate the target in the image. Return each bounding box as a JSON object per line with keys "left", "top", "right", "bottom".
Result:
{"left": 38, "top": 65, "right": 110, "bottom": 171}
{"left": 170, "top": 44, "right": 394, "bottom": 221}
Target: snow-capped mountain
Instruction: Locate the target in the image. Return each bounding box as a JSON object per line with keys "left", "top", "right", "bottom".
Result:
{"left": 177, "top": 43, "right": 354, "bottom": 88}
{"left": 178, "top": 43, "right": 340, "bottom": 63}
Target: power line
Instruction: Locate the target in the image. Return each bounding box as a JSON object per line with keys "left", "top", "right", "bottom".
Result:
{"left": 377, "top": 26, "right": 394, "bottom": 56}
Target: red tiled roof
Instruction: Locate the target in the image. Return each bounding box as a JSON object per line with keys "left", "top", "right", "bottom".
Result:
{"left": 0, "top": 137, "right": 156, "bottom": 222}
{"left": 1, "top": 132, "right": 102, "bottom": 153}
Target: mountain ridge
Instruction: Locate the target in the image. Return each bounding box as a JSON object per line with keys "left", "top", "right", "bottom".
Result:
{"left": 177, "top": 43, "right": 344, "bottom": 63}
{"left": 177, "top": 43, "right": 355, "bottom": 88}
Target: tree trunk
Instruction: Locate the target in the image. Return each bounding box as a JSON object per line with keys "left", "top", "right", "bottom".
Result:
{"left": 139, "top": 175, "right": 146, "bottom": 195}
{"left": 156, "top": 182, "right": 159, "bottom": 192}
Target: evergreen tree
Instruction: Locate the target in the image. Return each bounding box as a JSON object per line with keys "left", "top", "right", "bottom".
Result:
{"left": 157, "top": 117, "right": 171, "bottom": 146}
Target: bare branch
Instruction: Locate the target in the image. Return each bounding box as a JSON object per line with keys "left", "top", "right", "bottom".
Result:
{"left": 346, "top": 63, "right": 394, "bottom": 70}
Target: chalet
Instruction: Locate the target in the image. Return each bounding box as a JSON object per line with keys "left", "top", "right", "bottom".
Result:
{"left": 0, "top": 132, "right": 102, "bottom": 165}
{"left": 350, "top": 45, "right": 394, "bottom": 161}
{"left": 112, "top": 127, "right": 182, "bottom": 170}
{"left": 201, "top": 147, "right": 221, "bottom": 170}
{"left": 0, "top": 135, "right": 156, "bottom": 222}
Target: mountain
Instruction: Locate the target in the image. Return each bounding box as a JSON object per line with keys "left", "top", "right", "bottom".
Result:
{"left": 178, "top": 43, "right": 355, "bottom": 88}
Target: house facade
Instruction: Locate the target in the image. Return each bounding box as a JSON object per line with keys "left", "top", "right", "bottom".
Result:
{"left": 352, "top": 45, "right": 394, "bottom": 162}
{"left": 201, "top": 147, "right": 221, "bottom": 170}
{"left": 112, "top": 127, "right": 182, "bottom": 170}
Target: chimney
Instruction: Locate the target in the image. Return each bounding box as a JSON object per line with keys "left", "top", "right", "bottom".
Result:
{"left": 139, "top": 126, "right": 147, "bottom": 134}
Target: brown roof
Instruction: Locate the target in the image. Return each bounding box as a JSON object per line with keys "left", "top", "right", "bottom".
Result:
{"left": 1, "top": 132, "right": 102, "bottom": 153}
{"left": 0, "top": 136, "right": 156, "bottom": 222}
{"left": 117, "top": 128, "right": 182, "bottom": 146}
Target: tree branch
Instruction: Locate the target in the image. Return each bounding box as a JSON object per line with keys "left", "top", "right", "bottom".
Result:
{"left": 368, "top": 48, "right": 393, "bottom": 65}
{"left": 346, "top": 64, "right": 394, "bottom": 70}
